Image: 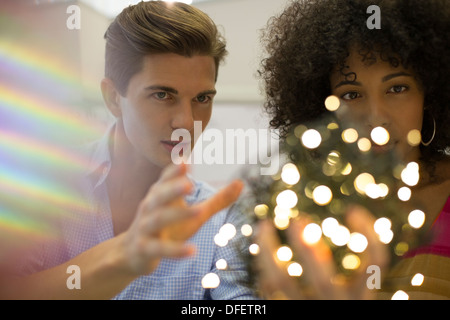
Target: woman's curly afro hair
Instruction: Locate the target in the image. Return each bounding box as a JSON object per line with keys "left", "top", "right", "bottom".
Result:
{"left": 259, "top": 0, "right": 450, "bottom": 159}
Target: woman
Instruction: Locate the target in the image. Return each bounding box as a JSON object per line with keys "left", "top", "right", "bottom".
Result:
{"left": 256, "top": 0, "right": 450, "bottom": 299}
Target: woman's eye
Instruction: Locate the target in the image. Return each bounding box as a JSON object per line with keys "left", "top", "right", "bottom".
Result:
{"left": 341, "top": 92, "right": 360, "bottom": 100}
{"left": 388, "top": 85, "right": 409, "bottom": 94}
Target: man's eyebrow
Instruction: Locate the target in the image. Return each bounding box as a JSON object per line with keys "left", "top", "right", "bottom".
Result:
{"left": 381, "top": 72, "right": 413, "bottom": 82}
{"left": 334, "top": 80, "right": 363, "bottom": 89}
{"left": 144, "top": 85, "right": 178, "bottom": 94}
{"left": 198, "top": 89, "right": 217, "bottom": 96}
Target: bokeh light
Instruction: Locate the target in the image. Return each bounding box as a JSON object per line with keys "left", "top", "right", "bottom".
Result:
{"left": 371, "top": 126, "right": 390, "bottom": 145}
{"left": 287, "top": 262, "right": 303, "bottom": 277}
{"left": 201, "top": 273, "right": 220, "bottom": 289}
{"left": 301, "top": 129, "right": 322, "bottom": 149}
{"left": 281, "top": 163, "right": 301, "bottom": 185}
{"left": 302, "top": 223, "right": 322, "bottom": 245}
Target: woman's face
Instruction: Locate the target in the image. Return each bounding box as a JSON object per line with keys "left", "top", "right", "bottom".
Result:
{"left": 330, "top": 49, "right": 425, "bottom": 163}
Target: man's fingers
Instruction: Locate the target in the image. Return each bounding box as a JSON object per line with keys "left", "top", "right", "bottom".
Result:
{"left": 194, "top": 179, "right": 244, "bottom": 219}
{"left": 158, "top": 180, "right": 244, "bottom": 242}
{"left": 143, "top": 206, "right": 200, "bottom": 235}
{"left": 158, "top": 163, "right": 189, "bottom": 182}
{"left": 141, "top": 175, "right": 193, "bottom": 211}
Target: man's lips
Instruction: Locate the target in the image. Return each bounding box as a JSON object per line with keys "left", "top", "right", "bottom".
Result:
{"left": 161, "top": 140, "right": 190, "bottom": 152}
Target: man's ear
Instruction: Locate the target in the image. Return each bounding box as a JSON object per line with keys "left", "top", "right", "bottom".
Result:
{"left": 101, "top": 78, "right": 122, "bottom": 118}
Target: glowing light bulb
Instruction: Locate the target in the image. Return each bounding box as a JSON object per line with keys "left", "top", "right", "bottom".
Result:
{"left": 354, "top": 172, "right": 376, "bottom": 195}
{"left": 219, "top": 223, "right": 236, "bottom": 241}
{"left": 201, "top": 273, "right": 220, "bottom": 289}
{"left": 215, "top": 259, "right": 227, "bottom": 270}
{"left": 401, "top": 162, "right": 420, "bottom": 186}
{"left": 342, "top": 253, "right": 361, "bottom": 270}
{"left": 378, "top": 229, "right": 394, "bottom": 244}
{"left": 274, "top": 216, "right": 290, "bottom": 230}
{"left": 408, "top": 209, "right": 426, "bottom": 229}
{"left": 348, "top": 232, "right": 368, "bottom": 253}
{"left": 374, "top": 217, "right": 392, "bottom": 234}
{"left": 342, "top": 128, "right": 358, "bottom": 143}
{"left": 276, "top": 190, "right": 298, "bottom": 209}
{"left": 301, "top": 129, "right": 322, "bottom": 149}
{"left": 321, "top": 217, "right": 339, "bottom": 238}
{"left": 397, "top": 186, "right": 412, "bottom": 201}
{"left": 281, "top": 163, "right": 301, "bottom": 185}
{"left": 391, "top": 290, "right": 409, "bottom": 300}
{"left": 357, "top": 138, "right": 372, "bottom": 152}
{"left": 249, "top": 244, "right": 260, "bottom": 255}
{"left": 325, "top": 95, "right": 341, "bottom": 111}
{"left": 407, "top": 129, "right": 421, "bottom": 146}
{"left": 312, "top": 185, "right": 333, "bottom": 206}
{"left": 287, "top": 262, "right": 303, "bottom": 277}
{"left": 371, "top": 126, "right": 390, "bottom": 145}
{"left": 277, "top": 246, "right": 293, "bottom": 262}
{"left": 411, "top": 273, "right": 424, "bottom": 286}
{"left": 302, "top": 223, "right": 322, "bottom": 245}
{"left": 240, "top": 224, "right": 253, "bottom": 237}
{"left": 374, "top": 217, "right": 393, "bottom": 244}
{"left": 331, "top": 225, "right": 351, "bottom": 246}
{"left": 254, "top": 204, "right": 269, "bottom": 218}
{"left": 341, "top": 162, "right": 352, "bottom": 175}
{"left": 214, "top": 233, "right": 228, "bottom": 247}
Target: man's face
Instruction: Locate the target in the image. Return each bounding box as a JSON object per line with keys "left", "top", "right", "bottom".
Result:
{"left": 116, "top": 53, "right": 217, "bottom": 168}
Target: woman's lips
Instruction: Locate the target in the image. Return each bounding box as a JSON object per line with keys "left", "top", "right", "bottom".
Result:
{"left": 371, "top": 140, "right": 397, "bottom": 154}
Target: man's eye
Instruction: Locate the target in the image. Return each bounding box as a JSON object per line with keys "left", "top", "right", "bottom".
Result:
{"left": 154, "top": 92, "right": 169, "bottom": 100}
{"left": 341, "top": 92, "right": 360, "bottom": 100}
{"left": 197, "top": 95, "right": 211, "bottom": 103}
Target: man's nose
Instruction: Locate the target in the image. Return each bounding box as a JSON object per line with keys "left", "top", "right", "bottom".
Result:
{"left": 171, "top": 100, "right": 195, "bottom": 132}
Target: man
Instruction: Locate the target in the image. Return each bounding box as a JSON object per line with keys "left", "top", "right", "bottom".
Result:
{"left": 6, "top": 1, "right": 252, "bottom": 299}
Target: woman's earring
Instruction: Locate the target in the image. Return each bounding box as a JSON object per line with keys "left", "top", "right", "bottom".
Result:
{"left": 421, "top": 114, "right": 436, "bottom": 146}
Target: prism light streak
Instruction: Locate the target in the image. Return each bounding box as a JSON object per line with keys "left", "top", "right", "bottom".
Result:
{"left": 0, "top": 38, "right": 98, "bottom": 96}
{"left": 0, "top": 162, "right": 93, "bottom": 215}
{"left": 0, "top": 205, "right": 53, "bottom": 239}
{"left": 0, "top": 128, "right": 94, "bottom": 173}
{"left": 0, "top": 83, "right": 103, "bottom": 141}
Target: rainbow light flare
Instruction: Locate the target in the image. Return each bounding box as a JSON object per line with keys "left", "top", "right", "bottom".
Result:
{"left": 0, "top": 24, "right": 108, "bottom": 253}
{"left": 0, "top": 82, "right": 104, "bottom": 144}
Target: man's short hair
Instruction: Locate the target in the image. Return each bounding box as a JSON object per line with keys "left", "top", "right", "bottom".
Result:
{"left": 104, "top": 0, "right": 227, "bottom": 96}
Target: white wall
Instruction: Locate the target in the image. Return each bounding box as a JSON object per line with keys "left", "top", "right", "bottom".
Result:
{"left": 189, "top": 0, "right": 289, "bottom": 187}
{"left": 195, "top": 0, "right": 290, "bottom": 104}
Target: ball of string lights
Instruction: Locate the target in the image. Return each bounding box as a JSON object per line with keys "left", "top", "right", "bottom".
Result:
{"left": 218, "top": 95, "right": 431, "bottom": 298}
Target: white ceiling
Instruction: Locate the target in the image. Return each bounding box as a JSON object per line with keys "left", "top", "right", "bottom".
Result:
{"left": 79, "top": 0, "right": 217, "bottom": 19}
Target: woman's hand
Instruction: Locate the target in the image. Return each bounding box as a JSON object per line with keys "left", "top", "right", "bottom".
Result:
{"left": 255, "top": 206, "right": 389, "bottom": 299}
